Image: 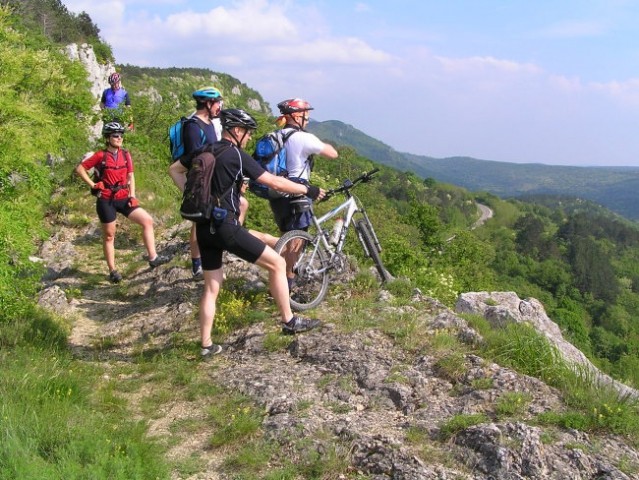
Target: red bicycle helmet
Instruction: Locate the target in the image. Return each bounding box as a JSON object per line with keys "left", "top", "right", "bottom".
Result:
{"left": 277, "top": 98, "right": 314, "bottom": 114}
{"left": 108, "top": 72, "right": 121, "bottom": 85}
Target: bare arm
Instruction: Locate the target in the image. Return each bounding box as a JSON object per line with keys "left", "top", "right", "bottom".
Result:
{"left": 75, "top": 163, "right": 96, "bottom": 188}
{"left": 319, "top": 143, "right": 338, "bottom": 159}
{"left": 128, "top": 172, "right": 136, "bottom": 198}
{"left": 169, "top": 160, "right": 188, "bottom": 192}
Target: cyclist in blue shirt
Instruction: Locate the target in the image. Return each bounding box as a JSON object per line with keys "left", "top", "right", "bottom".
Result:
{"left": 100, "top": 72, "right": 131, "bottom": 110}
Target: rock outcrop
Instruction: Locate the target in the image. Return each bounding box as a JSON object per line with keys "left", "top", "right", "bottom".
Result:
{"left": 456, "top": 291, "right": 639, "bottom": 400}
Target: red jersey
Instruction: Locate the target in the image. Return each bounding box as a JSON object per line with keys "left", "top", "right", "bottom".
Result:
{"left": 82, "top": 149, "right": 133, "bottom": 200}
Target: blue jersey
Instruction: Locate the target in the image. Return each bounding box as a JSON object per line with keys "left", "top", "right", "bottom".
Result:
{"left": 101, "top": 88, "right": 130, "bottom": 109}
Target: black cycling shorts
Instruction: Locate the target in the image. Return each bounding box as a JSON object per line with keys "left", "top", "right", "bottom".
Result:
{"left": 196, "top": 220, "right": 266, "bottom": 270}
{"left": 96, "top": 197, "right": 137, "bottom": 223}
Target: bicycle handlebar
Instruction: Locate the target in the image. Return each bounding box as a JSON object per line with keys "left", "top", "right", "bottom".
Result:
{"left": 322, "top": 168, "right": 380, "bottom": 200}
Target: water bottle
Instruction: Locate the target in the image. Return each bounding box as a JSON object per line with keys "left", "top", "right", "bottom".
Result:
{"left": 329, "top": 218, "right": 344, "bottom": 245}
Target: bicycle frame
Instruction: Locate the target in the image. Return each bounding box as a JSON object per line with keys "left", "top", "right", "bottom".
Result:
{"left": 311, "top": 195, "right": 358, "bottom": 254}
{"left": 274, "top": 168, "right": 390, "bottom": 311}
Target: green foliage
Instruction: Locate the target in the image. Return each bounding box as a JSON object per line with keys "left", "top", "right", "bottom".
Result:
{"left": 0, "top": 5, "right": 92, "bottom": 339}
{"left": 0, "top": 347, "right": 170, "bottom": 479}
{"left": 438, "top": 413, "right": 489, "bottom": 440}
{"left": 2, "top": 0, "right": 113, "bottom": 62}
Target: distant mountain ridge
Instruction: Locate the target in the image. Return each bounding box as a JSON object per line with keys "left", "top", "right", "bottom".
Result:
{"left": 308, "top": 119, "right": 639, "bottom": 220}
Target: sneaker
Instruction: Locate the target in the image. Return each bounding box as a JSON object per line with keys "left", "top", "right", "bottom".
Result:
{"left": 192, "top": 265, "right": 203, "bottom": 279}
{"left": 281, "top": 315, "right": 321, "bottom": 335}
{"left": 109, "top": 270, "right": 122, "bottom": 283}
{"left": 200, "top": 343, "right": 222, "bottom": 359}
{"left": 148, "top": 254, "right": 169, "bottom": 269}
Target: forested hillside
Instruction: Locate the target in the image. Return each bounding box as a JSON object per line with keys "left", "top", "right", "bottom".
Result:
{"left": 4, "top": 2, "right": 639, "bottom": 478}
{"left": 309, "top": 119, "right": 639, "bottom": 220}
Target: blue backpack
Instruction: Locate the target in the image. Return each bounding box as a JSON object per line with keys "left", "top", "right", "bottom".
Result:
{"left": 249, "top": 129, "right": 298, "bottom": 199}
{"left": 168, "top": 115, "right": 205, "bottom": 162}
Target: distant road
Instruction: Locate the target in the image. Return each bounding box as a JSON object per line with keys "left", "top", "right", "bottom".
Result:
{"left": 472, "top": 203, "right": 493, "bottom": 230}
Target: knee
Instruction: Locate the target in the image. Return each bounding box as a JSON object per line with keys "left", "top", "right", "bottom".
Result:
{"left": 271, "top": 252, "right": 286, "bottom": 273}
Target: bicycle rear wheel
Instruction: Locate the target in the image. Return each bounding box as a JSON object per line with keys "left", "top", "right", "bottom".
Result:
{"left": 274, "top": 230, "right": 330, "bottom": 311}
{"left": 356, "top": 219, "right": 392, "bottom": 283}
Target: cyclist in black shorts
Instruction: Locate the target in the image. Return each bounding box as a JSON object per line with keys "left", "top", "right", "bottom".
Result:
{"left": 75, "top": 122, "right": 168, "bottom": 283}
{"left": 195, "top": 109, "right": 325, "bottom": 359}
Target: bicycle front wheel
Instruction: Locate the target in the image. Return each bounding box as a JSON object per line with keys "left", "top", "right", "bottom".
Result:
{"left": 274, "top": 230, "right": 330, "bottom": 311}
{"left": 356, "top": 219, "right": 392, "bottom": 283}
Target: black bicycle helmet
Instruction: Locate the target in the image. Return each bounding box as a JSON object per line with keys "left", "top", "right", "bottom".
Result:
{"left": 220, "top": 109, "right": 258, "bottom": 130}
{"left": 102, "top": 121, "right": 126, "bottom": 137}
{"left": 277, "top": 98, "right": 314, "bottom": 114}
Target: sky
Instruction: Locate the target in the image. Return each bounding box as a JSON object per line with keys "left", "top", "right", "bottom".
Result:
{"left": 62, "top": 0, "right": 639, "bottom": 167}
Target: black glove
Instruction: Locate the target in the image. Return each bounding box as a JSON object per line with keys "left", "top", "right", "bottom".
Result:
{"left": 306, "top": 184, "right": 321, "bottom": 200}
{"left": 90, "top": 181, "right": 104, "bottom": 196}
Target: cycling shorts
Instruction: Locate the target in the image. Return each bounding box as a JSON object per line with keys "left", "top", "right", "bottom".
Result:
{"left": 196, "top": 219, "right": 266, "bottom": 271}
{"left": 96, "top": 197, "right": 138, "bottom": 223}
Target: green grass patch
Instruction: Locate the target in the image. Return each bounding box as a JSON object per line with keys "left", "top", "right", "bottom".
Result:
{"left": 439, "top": 413, "right": 489, "bottom": 441}
{"left": 0, "top": 346, "right": 170, "bottom": 479}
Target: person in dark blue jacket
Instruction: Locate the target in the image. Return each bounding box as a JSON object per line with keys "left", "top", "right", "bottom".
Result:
{"left": 168, "top": 87, "right": 223, "bottom": 278}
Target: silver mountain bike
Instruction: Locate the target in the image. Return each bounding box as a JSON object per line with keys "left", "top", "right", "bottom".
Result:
{"left": 274, "top": 168, "right": 392, "bottom": 311}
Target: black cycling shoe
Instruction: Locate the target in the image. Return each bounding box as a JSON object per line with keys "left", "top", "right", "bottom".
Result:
{"left": 109, "top": 270, "right": 122, "bottom": 283}
{"left": 281, "top": 315, "right": 321, "bottom": 335}
{"left": 148, "top": 254, "right": 169, "bottom": 269}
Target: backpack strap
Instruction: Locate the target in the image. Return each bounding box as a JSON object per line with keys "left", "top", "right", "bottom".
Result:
{"left": 210, "top": 144, "right": 237, "bottom": 208}
{"left": 188, "top": 116, "right": 208, "bottom": 145}
{"left": 96, "top": 149, "right": 130, "bottom": 194}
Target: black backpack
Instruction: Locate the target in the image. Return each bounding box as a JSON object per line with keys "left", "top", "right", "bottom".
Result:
{"left": 179, "top": 145, "right": 231, "bottom": 224}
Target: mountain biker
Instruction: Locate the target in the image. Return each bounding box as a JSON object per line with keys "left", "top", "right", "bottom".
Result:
{"left": 100, "top": 72, "right": 131, "bottom": 110}
{"left": 168, "top": 86, "right": 224, "bottom": 279}
{"left": 268, "top": 98, "right": 338, "bottom": 285}
{"left": 75, "top": 122, "right": 168, "bottom": 283}
{"left": 194, "top": 108, "right": 326, "bottom": 359}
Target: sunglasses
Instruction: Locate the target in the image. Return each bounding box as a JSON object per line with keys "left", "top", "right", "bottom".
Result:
{"left": 110, "top": 133, "right": 123, "bottom": 139}
{"left": 242, "top": 179, "right": 250, "bottom": 185}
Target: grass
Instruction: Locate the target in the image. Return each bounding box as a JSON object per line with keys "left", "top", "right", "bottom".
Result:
{"left": 439, "top": 413, "right": 489, "bottom": 441}
{"left": 0, "top": 346, "right": 170, "bottom": 479}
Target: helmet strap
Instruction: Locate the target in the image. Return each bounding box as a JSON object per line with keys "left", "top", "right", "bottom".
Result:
{"left": 227, "top": 128, "right": 242, "bottom": 146}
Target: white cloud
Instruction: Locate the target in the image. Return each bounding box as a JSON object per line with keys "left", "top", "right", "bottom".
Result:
{"left": 265, "top": 37, "right": 392, "bottom": 64}
{"left": 538, "top": 19, "right": 609, "bottom": 38}
{"left": 436, "top": 55, "right": 541, "bottom": 75}
{"left": 354, "top": 3, "right": 371, "bottom": 13}
{"left": 165, "top": 1, "right": 297, "bottom": 41}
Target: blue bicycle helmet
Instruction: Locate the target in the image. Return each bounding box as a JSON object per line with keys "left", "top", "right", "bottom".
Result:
{"left": 192, "top": 86, "right": 223, "bottom": 101}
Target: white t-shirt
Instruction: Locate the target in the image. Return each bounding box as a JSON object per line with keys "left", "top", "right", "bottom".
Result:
{"left": 282, "top": 128, "right": 325, "bottom": 181}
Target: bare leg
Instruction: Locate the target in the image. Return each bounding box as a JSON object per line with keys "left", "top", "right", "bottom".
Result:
{"left": 101, "top": 221, "right": 117, "bottom": 272}
{"left": 249, "top": 229, "right": 279, "bottom": 249}
{"left": 254, "top": 246, "right": 293, "bottom": 323}
{"left": 127, "top": 207, "right": 157, "bottom": 259}
{"left": 200, "top": 267, "right": 224, "bottom": 346}
{"left": 190, "top": 223, "right": 201, "bottom": 259}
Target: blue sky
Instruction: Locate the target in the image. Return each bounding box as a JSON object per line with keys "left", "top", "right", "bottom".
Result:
{"left": 63, "top": 0, "right": 639, "bottom": 166}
